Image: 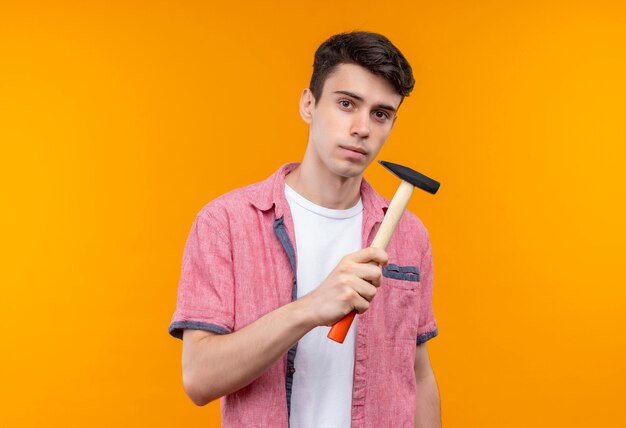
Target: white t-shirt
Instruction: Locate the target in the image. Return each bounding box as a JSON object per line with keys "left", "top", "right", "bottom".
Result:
{"left": 285, "top": 183, "right": 363, "bottom": 428}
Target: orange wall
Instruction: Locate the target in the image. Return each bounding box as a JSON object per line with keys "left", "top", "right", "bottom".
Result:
{"left": 1, "top": 1, "right": 625, "bottom": 426}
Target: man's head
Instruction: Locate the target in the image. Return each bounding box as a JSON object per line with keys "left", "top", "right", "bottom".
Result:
{"left": 309, "top": 31, "right": 415, "bottom": 104}
{"left": 298, "top": 32, "right": 415, "bottom": 182}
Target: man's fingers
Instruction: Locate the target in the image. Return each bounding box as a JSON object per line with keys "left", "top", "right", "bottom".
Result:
{"left": 352, "top": 294, "right": 370, "bottom": 314}
{"left": 355, "top": 263, "right": 383, "bottom": 287}
{"left": 352, "top": 278, "right": 378, "bottom": 302}
{"left": 346, "top": 247, "right": 389, "bottom": 266}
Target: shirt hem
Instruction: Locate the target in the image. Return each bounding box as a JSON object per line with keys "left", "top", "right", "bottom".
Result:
{"left": 416, "top": 327, "right": 438, "bottom": 345}
{"left": 168, "top": 320, "right": 231, "bottom": 339}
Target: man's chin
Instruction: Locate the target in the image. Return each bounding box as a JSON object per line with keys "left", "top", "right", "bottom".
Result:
{"left": 331, "top": 159, "right": 372, "bottom": 179}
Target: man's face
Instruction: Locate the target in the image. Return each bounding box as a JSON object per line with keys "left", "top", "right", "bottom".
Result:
{"left": 301, "top": 63, "right": 403, "bottom": 179}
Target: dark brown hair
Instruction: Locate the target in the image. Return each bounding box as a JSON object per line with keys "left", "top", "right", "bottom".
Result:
{"left": 309, "top": 31, "right": 415, "bottom": 102}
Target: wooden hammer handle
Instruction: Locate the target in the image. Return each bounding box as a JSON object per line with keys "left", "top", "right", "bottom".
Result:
{"left": 327, "top": 180, "right": 415, "bottom": 343}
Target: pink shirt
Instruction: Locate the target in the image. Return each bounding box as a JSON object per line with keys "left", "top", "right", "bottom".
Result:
{"left": 170, "top": 163, "right": 438, "bottom": 427}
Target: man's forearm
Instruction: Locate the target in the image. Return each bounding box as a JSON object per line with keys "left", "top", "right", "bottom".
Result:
{"left": 182, "top": 298, "right": 316, "bottom": 405}
{"left": 414, "top": 370, "right": 441, "bottom": 428}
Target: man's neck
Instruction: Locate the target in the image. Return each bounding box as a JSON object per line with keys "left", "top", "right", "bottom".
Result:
{"left": 284, "top": 162, "right": 362, "bottom": 210}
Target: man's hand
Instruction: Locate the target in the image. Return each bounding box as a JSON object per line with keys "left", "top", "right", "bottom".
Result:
{"left": 300, "top": 247, "right": 388, "bottom": 327}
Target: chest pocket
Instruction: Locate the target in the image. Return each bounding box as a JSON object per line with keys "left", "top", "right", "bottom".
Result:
{"left": 382, "top": 264, "right": 420, "bottom": 289}
{"left": 379, "top": 264, "right": 420, "bottom": 342}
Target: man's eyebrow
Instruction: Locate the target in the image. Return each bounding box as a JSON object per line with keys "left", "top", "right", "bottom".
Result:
{"left": 333, "top": 90, "right": 398, "bottom": 113}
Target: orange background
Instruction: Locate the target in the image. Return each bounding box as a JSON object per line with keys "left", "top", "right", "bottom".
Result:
{"left": 1, "top": 1, "right": 625, "bottom": 427}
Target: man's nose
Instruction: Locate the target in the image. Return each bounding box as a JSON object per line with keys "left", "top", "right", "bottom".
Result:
{"left": 350, "top": 112, "right": 370, "bottom": 138}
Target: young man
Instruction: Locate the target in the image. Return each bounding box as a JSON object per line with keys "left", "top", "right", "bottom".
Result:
{"left": 169, "top": 32, "right": 440, "bottom": 427}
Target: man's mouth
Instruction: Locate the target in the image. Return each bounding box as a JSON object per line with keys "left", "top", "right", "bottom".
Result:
{"left": 340, "top": 145, "right": 367, "bottom": 155}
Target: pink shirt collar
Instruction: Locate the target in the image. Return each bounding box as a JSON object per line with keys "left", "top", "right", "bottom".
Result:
{"left": 248, "top": 162, "right": 389, "bottom": 225}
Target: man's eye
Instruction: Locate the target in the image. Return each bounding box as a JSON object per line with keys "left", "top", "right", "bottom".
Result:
{"left": 374, "top": 111, "right": 389, "bottom": 121}
{"left": 339, "top": 99, "right": 353, "bottom": 108}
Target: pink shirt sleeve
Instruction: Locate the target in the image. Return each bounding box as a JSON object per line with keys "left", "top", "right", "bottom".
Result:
{"left": 416, "top": 235, "right": 438, "bottom": 344}
{"left": 169, "top": 212, "right": 235, "bottom": 339}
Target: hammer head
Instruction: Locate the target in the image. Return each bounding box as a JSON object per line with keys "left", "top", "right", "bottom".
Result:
{"left": 379, "top": 160, "right": 440, "bottom": 194}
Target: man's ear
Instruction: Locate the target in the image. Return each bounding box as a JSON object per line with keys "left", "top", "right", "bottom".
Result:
{"left": 299, "top": 88, "right": 315, "bottom": 124}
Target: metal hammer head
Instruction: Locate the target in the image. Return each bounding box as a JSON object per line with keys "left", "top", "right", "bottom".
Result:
{"left": 379, "top": 160, "right": 440, "bottom": 194}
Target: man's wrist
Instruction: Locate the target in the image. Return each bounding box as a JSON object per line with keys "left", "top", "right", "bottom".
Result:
{"left": 287, "top": 296, "right": 320, "bottom": 332}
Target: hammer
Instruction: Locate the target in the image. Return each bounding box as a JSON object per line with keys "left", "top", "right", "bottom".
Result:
{"left": 327, "top": 160, "right": 440, "bottom": 343}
